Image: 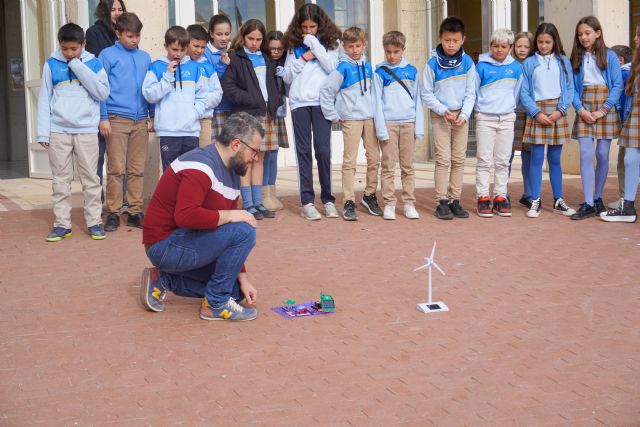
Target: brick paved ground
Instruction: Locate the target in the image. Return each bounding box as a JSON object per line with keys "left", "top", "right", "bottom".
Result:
{"left": 1, "top": 177, "right": 639, "bottom": 426}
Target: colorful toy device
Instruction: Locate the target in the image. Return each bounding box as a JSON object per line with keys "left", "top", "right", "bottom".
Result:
{"left": 319, "top": 293, "right": 335, "bottom": 312}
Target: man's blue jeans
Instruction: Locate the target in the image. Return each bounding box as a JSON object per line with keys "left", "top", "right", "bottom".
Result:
{"left": 145, "top": 222, "right": 256, "bottom": 306}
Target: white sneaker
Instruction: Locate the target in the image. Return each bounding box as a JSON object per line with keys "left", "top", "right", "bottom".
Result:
{"left": 403, "top": 203, "right": 420, "bottom": 219}
{"left": 383, "top": 205, "right": 396, "bottom": 220}
{"left": 301, "top": 203, "right": 321, "bottom": 221}
{"left": 607, "top": 198, "right": 623, "bottom": 210}
{"left": 553, "top": 197, "right": 576, "bottom": 216}
{"left": 526, "top": 198, "right": 541, "bottom": 218}
{"left": 324, "top": 202, "right": 339, "bottom": 218}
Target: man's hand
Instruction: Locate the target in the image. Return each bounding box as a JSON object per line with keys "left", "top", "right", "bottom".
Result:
{"left": 167, "top": 59, "right": 178, "bottom": 74}
{"left": 592, "top": 110, "right": 605, "bottom": 121}
{"left": 221, "top": 52, "right": 230, "bottom": 65}
{"left": 148, "top": 118, "right": 155, "bottom": 133}
{"left": 99, "top": 120, "right": 112, "bottom": 139}
{"left": 548, "top": 110, "right": 563, "bottom": 123}
{"left": 226, "top": 210, "right": 257, "bottom": 228}
{"left": 239, "top": 277, "right": 257, "bottom": 305}
{"left": 39, "top": 142, "right": 49, "bottom": 149}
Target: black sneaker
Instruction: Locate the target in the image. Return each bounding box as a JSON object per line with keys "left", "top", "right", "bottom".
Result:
{"left": 600, "top": 199, "right": 637, "bottom": 223}
{"left": 492, "top": 196, "right": 512, "bottom": 217}
{"left": 104, "top": 213, "right": 120, "bottom": 231}
{"left": 343, "top": 200, "right": 358, "bottom": 221}
{"left": 360, "top": 193, "right": 382, "bottom": 216}
{"left": 593, "top": 198, "right": 606, "bottom": 215}
{"left": 246, "top": 206, "right": 264, "bottom": 220}
{"left": 519, "top": 195, "right": 532, "bottom": 208}
{"left": 570, "top": 203, "right": 596, "bottom": 220}
{"left": 448, "top": 199, "right": 469, "bottom": 218}
{"left": 256, "top": 204, "right": 275, "bottom": 218}
{"left": 477, "top": 196, "right": 492, "bottom": 218}
{"left": 127, "top": 212, "right": 144, "bottom": 228}
{"left": 434, "top": 200, "right": 454, "bottom": 220}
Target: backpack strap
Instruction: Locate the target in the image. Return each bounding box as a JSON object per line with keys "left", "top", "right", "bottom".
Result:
{"left": 380, "top": 66, "right": 413, "bottom": 99}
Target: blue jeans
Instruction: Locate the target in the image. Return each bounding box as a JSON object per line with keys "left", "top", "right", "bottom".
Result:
{"left": 145, "top": 223, "right": 256, "bottom": 305}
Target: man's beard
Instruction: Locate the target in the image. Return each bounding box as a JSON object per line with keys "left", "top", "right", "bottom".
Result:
{"left": 230, "top": 152, "right": 249, "bottom": 176}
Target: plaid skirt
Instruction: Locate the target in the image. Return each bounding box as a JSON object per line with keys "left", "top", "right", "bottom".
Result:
{"left": 273, "top": 116, "right": 290, "bottom": 148}
{"left": 257, "top": 115, "right": 279, "bottom": 151}
{"left": 619, "top": 93, "right": 640, "bottom": 148}
{"left": 212, "top": 110, "right": 230, "bottom": 139}
{"left": 512, "top": 111, "right": 530, "bottom": 151}
{"left": 571, "top": 85, "right": 620, "bottom": 139}
{"left": 522, "top": 98, "right": 570, "bottom": 146}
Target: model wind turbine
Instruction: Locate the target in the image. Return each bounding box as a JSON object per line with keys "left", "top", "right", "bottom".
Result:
{"left": 414, "top": 242, "right": 448, "bottom": 313}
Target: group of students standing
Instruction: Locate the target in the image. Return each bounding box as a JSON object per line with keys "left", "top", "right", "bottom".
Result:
{"left": 37, "top": 1, "right": 640, "bottom": 242}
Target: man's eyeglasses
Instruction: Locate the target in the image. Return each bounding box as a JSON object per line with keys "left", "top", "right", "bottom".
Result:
{"left": 239, "top": 139, "right": 260, "bottom": 159}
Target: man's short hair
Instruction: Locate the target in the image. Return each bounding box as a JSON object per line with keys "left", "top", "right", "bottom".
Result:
{"left": 342, "top": 27, "right": 366, "bottom": 44}
{"left": 165, "top": 26, "right": 189, "bottom": 47}
{"left": 115, "top": 12, "right": 143, "bottom": 34}
{"left": 490, "top": 28, "right": 514, "bottom": 46}
{"left": 440, "top": 16, "right": 465, "bottom": 36}
{"left": 218, "top": 112, "right": 265, "bottom": 147}
{"left": 58, "top": 23, "right": 85, "bottom": 44}
{"left": 187, "top": 24, "right": 208, "bottom": 42}
{"left": 382, "top": 31, "right": 406, "bottom": 49}
{"left": 611, "top": 45, "right": 632, "bottom": 64}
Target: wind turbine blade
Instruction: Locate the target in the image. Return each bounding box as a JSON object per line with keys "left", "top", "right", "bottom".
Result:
{"left": 430, "top": 241, "right": 437, "bottom": 259}
{"left": 414, "top": 264, "right": 428, "bottom": 272}
{"left": 432, "top": 262, "right": 445, "bottom": 276}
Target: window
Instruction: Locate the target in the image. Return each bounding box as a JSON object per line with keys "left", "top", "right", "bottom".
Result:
{"left": 294, "top": 0, "right": 369, "bottom": 33}
{"left": 194, "top": 0, "right": 214, "bottom": 26}
{"left": 217, "top": 0, "right": 276, "bottom": 34}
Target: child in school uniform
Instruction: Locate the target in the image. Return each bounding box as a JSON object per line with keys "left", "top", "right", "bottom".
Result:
{"left": 142, "top": 26, "right": 208, "bottom": 171}
{"left": 186, "top": 24, "right": 223, "bottom": 148}
{"left": 511, "top": 32, "right": 534, "bottom": 208}
{"left": 608, "top": 44, "right": 633, "bottom": 210}
{"left": 282, "top": 3, "right": 342, "bottom": 221}
{"left": 600, "top": 44, "right": 640, "bottom": 223}
{"left": 220, "top": 19, "right": 282, "bottom": 220}
{"left": 569, "top": 16, "right": 622, "bottom": 220}
{"left": 519, "top": 22, "right": 576, "bottom": 218}
{"left": 38, "top": 23, "right": 110, "bottom": 241}
{"left": 320, "top": 26, "right": 380, "bottom": 222}
{"left": 373, "top": 31, "right": 424, "bottom": 220}
{"left": 204, "top": 14, "right": 232, "bottom": 139}
{"left": 474, "top": 29, "right": 523, "bottom": 218}
{"left": 421, "top": 16, "right": 476, "bottom": 220}
{"left": 261, "top": 30, "right": 290, "bottom": 212}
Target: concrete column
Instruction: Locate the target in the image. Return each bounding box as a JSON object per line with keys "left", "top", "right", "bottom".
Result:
{"left": 545, "top": 0, "right": 629, "bottom": 174}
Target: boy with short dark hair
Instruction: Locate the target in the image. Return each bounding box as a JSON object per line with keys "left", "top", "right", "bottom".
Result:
{"left": 373, "top": 31, "right": 424, "bottom": 220}
{"left": 609, "top": 44, "right": 633, "bottom": 209}
{"left": 421, "top": 16, "right": 476, "bottom": 220}
{"left": 143, "top": 25, "right": 208, "bottom": 170}
{"left": 320, "top": 27, "right": 381, "bottom": 221}
{"left": 186, "top": 24, "right": 223, "bottom": 148}
{"left": 99, "top": 12, "right": 153, "bottom": 232}
{"left": 38, "top": 23, "right": 110, "bottom": 241}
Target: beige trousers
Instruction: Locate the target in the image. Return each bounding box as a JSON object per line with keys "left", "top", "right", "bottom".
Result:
{"left": 341, "top": 119, "right": 379, "bottom": 202}
{"left": 105, "top": 115, "right": 148, "bottom": 214}
{"left": 475, "top": 112, "right": 516, "bottom": 198}
{"left": 48, "top": 132, "right": 102, "bottom": 228}
{"left": 199, "top": 117, "right": 213, "bottom": 147}
{"left": 431, "top": 112, "right": 469, "bottom": 201}
{"left": 380, "top": 123, "right": 416, "bottom": 206}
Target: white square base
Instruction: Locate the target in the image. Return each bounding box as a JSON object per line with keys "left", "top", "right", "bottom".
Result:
{"left": 416, "top": 301, "right": 449, "bottom": 313}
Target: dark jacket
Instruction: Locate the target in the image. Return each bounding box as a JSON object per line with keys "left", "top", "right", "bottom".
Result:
{"left": 220, "top": 49, "right": 281, "bottom": 118}
{"left": 86, "top": 21, "right": 116, "bottom": 57}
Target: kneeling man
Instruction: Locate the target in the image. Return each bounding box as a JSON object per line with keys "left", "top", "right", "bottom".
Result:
{"left": 141, "top": 112, "right": 263, "bottom": 321}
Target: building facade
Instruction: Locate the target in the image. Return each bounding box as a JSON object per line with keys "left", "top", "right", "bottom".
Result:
{"left": 0, "top": 0, "right": 633, "bottom": 178}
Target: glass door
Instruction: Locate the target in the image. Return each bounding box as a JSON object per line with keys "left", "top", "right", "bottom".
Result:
{"left": 20, "top": 0, "right": 65, "bottom": 178}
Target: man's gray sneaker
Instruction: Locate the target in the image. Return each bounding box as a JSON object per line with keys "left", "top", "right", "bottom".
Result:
{"left": 324, "top": 202, "right": 339, "bottom": 218}
{"left": 301, "top": 203, "right": 321, "bottom": 221}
